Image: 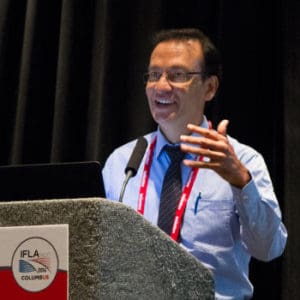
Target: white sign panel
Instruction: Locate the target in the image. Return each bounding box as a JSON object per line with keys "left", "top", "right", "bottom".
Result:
{"left": 0, "top": 224, "right": 68, "bottom": 299}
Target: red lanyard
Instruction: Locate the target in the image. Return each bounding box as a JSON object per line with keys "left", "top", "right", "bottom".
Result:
{"left": 137, "top": 136, "right": 204, "bottom": 241}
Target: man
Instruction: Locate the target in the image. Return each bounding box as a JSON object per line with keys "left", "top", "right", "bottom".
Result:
{"left": 102, "top": 28, "right": 287, "bottom": 299}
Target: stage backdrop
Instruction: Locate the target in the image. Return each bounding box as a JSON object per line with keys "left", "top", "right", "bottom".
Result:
{"left": 0, "top": 0, "right": 299, "bottom": 299}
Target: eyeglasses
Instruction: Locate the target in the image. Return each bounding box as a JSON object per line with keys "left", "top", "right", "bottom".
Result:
{"left": 144, "top": 71, "right": 202, "bottom": 83}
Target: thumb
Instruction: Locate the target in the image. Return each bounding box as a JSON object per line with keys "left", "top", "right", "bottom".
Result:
{"left": 217, "top": 119, "right": 229, "bottom": 137}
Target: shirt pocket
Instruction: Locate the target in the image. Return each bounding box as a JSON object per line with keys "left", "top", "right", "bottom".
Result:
{"left": 182, "top": 199, "right": 239, "bottom": 248}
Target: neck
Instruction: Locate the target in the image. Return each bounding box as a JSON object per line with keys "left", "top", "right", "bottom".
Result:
{"left": 159, "top": 124, "right": 191, "bottom": 144}
{"left": 159, "top": 116, "right": 204, "bottom": 144}
{"left": 160, "top": 129, "right": 182, "bottom": 144}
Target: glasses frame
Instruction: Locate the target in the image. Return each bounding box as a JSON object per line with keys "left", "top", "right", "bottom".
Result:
{"left": 144, "top": 71, "right": 202, "bottom": 84}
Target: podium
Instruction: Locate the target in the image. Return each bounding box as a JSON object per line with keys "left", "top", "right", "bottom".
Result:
{"left": 0, "top": 198, "right": 214, "bottom": 299}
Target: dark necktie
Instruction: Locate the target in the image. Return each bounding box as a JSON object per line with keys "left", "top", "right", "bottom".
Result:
{"left": 157, "top": 145, "right": 185, "bottom": 235}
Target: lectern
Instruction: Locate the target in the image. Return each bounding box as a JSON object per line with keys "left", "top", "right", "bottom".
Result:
{"left": 0, "top": 161, "right": 214, "bottom": 298}
{"left": 0, "top": 198, "right": 214, "bottom": 299}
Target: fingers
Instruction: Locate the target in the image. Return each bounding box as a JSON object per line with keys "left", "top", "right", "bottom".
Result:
{"left": 180, "top": 120, "right": 230, "bottom": 167}
{"left": 217, "top": 119, "right": 229, "bottom": 137}
{"left": 183, "top": 158, "right": 219, "bottom": 169}
{"left": 180, "top": 139, "right": 228, "bottom": 156}
{"left": 180, "top": 120, "right": 250, "bottom": 188}
{"left": 186, "top": 122, "right": 228, "bottom": 142}
{"left": 181, "top": 120, "right": 230, "bottom": 153}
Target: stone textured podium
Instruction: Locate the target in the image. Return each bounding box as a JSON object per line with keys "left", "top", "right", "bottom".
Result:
{"left": 0, "top": 198, "right": 214, "bottom": 299}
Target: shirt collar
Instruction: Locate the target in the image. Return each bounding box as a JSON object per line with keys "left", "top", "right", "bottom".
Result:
{"left": 154, "top": 116, "right": 210, "bottom": 159}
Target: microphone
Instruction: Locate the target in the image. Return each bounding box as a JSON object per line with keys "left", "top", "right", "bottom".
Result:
{"left": 119, "top": 136, "right": 148, "bottom": 203}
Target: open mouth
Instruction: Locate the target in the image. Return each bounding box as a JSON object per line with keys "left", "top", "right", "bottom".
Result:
{"left": 155, "top": 99, "right": 175, "bottom": 105}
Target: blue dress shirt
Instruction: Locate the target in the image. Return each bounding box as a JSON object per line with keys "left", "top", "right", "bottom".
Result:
{"left": 102, "top": 117, "right": 287, "bottom": 299}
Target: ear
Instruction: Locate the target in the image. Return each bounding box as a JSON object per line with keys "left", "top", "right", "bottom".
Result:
{"left": 204, "top": 75, "right": 219, "bottom": 102}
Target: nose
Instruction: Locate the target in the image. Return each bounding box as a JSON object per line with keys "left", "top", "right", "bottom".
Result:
{"left": 154, "top": 74, "right": 172, "bottom": 91}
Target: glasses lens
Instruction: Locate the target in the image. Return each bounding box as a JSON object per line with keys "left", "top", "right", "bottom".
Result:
{"left": 168, "top": 72, "right": 188, "bottom": 83}
{"left": 144, "top": 71, "right": 198, "bottom": 83}
{"left": 150, "top": 72, "right": 161, "bottom": 82}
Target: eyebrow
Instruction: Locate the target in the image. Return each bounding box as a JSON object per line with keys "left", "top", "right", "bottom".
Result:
{"left": 148, "top": 65, "right": 191, "bottom": 72}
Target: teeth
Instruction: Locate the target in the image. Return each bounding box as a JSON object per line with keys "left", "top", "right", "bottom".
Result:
{"left": 156, "top": 99, "right": 174, "bottom": 104}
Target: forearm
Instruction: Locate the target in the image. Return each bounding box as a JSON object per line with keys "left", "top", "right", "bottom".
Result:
{"left": 233, "top": 179, "right": 287, "bottom": 261}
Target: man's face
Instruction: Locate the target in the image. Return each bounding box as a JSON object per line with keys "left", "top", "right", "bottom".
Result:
{"left": 146, "top": 39, "right": 214, "bottom": 135}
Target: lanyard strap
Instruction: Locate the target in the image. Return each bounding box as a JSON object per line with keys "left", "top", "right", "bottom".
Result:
{"left": 137, "top": 136, "right": 202, "bottom": 241}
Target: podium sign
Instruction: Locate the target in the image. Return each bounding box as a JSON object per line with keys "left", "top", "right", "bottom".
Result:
{"left": 0, "top": 224, "right": 68, "bottom": 299}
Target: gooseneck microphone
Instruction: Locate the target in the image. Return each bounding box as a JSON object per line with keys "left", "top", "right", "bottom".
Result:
{"left": 118, "top": 136, "right": 148, "bottom": 203}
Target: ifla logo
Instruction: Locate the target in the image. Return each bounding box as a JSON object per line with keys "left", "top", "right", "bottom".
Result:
{"left": 11, "top": 237, "right": 58, "bottom": 292}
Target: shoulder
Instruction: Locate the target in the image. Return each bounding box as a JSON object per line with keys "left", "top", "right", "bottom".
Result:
{"left": 227, "top": 135, "right": 262, "bottom": 165}
{"left": 102, "top": 132, "right": 156, "bottom": 198}
{"left": 104, "top": 132, "right": 155, "bottom": 167}
{"left": 227, "top": 135, "right": 273, "bottom": 183}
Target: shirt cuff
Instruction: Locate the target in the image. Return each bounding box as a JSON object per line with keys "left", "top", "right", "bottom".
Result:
{"left": 231, "top": 179, "right": 261, "bottom": 219}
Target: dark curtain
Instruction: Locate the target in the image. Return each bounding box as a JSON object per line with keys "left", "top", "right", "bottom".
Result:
{"left": 0, "top": 0, "right": 298, "bottom": 299}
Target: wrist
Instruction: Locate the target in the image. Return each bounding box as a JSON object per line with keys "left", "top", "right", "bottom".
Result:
{"left": 234, "top": 168, "right": 251, "bottom": 189}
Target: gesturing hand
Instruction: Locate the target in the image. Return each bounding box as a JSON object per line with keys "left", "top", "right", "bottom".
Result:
{"left": 180, "top": 120, "right": 251, "bottom": 189}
